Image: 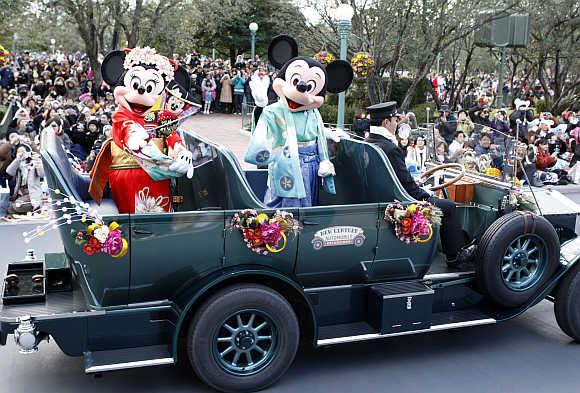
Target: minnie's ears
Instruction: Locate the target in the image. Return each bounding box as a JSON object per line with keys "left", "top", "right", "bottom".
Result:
{"left": 101, "top": 50, "right": 126, "bottom": 86}
{"left": 326, "top": 60, "right": 354, "bottom": 94}
{"left": 173, "top": 66, "right": 191, "bottom": 90}
{"left": 268, "top": 35, "right": 298, "bottom": 69}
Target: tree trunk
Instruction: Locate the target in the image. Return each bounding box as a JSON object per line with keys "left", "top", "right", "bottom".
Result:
{"left": 401, "top": 59, "right": 432, "bottom": 110}
{"left": 126, "top": 0, "right": 143, "bottom": 47}
{"left": 111, "top": 0, "right": 121, "bottom": 49}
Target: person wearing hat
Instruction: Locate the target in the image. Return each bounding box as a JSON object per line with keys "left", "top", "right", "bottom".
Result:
{"left": 366, "top": 101, "right": 472, "bottom": 266}
{"left": 509, "top": 99, "right": 534, "bottom": 135}
{"left": 436, "top": 104, "right": 457, "bottom": 145}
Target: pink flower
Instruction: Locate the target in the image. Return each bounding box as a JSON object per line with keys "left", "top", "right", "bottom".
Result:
{"left": 260, "top": 223, "right": 282, "bottom": 245}
{"left": 101, "top": 229, "right": 124, "bottom": 256}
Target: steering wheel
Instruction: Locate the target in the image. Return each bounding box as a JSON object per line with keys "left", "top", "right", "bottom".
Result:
{"left": 421, "top": 163, "right": 466, "bottom": 191}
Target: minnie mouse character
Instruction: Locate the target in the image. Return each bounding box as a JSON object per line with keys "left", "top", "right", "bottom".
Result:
{"left": 89, "top": 47, "right": 194, "bottom": 214}
{"left": 244, "top": 35, "right": 353, "bottom": 207}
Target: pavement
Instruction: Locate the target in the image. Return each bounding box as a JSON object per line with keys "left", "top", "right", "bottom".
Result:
{"left": 3, "top": 114, "right": 580, "bottom": 392}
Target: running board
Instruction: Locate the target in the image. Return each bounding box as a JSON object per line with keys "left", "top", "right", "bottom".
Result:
{"left": 316, "top": 318, "right": 496, "bottom": 346}
{"left": 84, "top": 345, "right": 174, "bottom": 373}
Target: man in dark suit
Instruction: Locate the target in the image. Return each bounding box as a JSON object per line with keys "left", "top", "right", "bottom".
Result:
{"left": 366, "top": 101, "right": 471, "bottom": 266}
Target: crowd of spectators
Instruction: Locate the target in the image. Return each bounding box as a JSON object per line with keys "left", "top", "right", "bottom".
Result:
{"left": 355, "top": 96, "right": 580, "bottom": 187}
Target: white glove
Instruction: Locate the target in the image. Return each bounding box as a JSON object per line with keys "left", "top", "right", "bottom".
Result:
{"left": 169, "top": 149, "right": 194, "bottom": 179}
{"left": 324, "top": 127, "right": 350, "bottom": 143}
{"left": 126, "top": 123, "right": 149, "bottom": 151}
{"left": 318, "top": 159, "right": 336, "bottom": 177}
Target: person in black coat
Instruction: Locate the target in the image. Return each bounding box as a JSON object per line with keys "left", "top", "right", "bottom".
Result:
{"left": 366, "top": 101, "right": 471, "bottom": 266}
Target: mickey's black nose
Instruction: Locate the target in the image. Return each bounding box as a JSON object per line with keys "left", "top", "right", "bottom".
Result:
{"left": 296, "top": 81, "right": 308, "bottom": 93}
{"left": 137, "top": 87, "right": 146, "bottom": 95}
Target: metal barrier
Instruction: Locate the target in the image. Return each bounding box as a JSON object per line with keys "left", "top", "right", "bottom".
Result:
{"left": 240, "top": 104, "right": 352, "bottom": 135}
{"left": 241, "top": 103, "right": 256, "bottom": 133}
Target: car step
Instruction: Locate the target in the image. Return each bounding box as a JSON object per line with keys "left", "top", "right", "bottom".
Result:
{"left": 84, "top": 345, "right": 174, "bottom": 373}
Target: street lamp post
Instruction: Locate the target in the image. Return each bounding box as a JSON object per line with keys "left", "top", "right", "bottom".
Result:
{"left": 494, "top": 44, "right": 508, "bottom": 108}
{"left": 335, "top": 4, "right": 354, "bottom": 131}
{"left": 50, "top": 38, "right": 56, "bottom": 55}
{"left": 249, "top": 22, "right": 258, "bottom": 62}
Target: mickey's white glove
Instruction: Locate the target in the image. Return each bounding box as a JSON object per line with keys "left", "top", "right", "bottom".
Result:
{"left": 324, "top": 127, "right": 350, "bottom": 143}
{"left": 126, "top": 123, "right": 149, "bottom": 151}
{"left": 169, "top": 149, "right": 194, "bottom": 179}
{"left": 318, "top": 159, "right": 336, "bottom": 177}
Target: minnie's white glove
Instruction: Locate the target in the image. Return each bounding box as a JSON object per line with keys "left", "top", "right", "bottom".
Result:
{"left": 169, "top": 148, "right": 194, "bottom": 179}
{"left": 126, "top": 123, "right": 149, "bottom": 151}
{"left": 318, "top": 159, "right": 336, "bottom": 177}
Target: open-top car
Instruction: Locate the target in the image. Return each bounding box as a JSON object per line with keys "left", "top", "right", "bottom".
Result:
{"left": 2, "top": 127, "right": 580, "bottom": 393}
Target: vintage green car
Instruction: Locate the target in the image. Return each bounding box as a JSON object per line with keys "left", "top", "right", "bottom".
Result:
{"left": 2, "top": 128, "right": 580, "bottom": 393}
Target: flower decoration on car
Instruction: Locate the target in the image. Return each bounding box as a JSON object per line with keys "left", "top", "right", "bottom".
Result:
{"left": 314, "top": 51, "right": 335, "bottom": 65}
{"left": 74, "top": 221, "right": 129, "bottom": 258}
{"left": 22, "top": 188, "right": 129, "bottom": 258}
{"left": 350, "top": 52, "right": 374, "bottom": 77}
{"left": 384, "top": 201, "right": 442, "bottom": 244}
{"left": 230, "top": 209, "right": 300, "bottom": 255}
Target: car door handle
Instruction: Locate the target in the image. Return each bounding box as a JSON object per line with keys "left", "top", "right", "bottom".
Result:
{"left": 133, "top": 228, "right": 153, "bottom": 236}
{"left": 302, "top": 220, "right": 319, "bottom": 226}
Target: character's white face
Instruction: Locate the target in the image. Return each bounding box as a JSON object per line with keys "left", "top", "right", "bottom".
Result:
{"left": 273, "top": 59, "right": 326, "bottom": 112}
{"left": 166, "top": 96, "right": 185, "bottom": 114}
{"left": 114, "top": 66, "right": 165, "bottom": 115}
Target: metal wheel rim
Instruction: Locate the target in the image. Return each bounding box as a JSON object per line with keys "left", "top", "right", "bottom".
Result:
{"left": 212, "top": 309, "right": 278, "bottom": 376}
{"left": 501, "top": 234, "right": 547, "bottom": 291}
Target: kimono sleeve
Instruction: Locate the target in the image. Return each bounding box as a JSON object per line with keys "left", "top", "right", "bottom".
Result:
{"left": 244, "top": 110, "right": 278, "bottom": 166}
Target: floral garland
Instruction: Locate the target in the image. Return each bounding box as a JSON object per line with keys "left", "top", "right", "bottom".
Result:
{"left": 314, "top": 51, "right": 335, "bottom": 65}
{"left": 73, "top": 221, "right": 129, "bottom": 258}
{"left": 350, "top": 52, "right": 374, "bottom": 77}
{"left": 384, "top": 201, "right": 442, "bottom": 244}
{"left": 123, "top": 47, "right": 174, "bottom": 82}
{"left": 231, "top": 210, "right": 300, "bottom": 255}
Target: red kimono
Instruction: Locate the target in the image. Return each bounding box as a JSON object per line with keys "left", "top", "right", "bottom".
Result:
{"left": 89, "top": 105, "right": 183, "bottom": 214}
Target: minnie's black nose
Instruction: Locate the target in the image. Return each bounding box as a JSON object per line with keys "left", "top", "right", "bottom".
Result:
{"left": 137, "top": 87, "right": 146, "bottom": 94}
{"left": 296, "top": 81, "right": 308, "bottom": 93}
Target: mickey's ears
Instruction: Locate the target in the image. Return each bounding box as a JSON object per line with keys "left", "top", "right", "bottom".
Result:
{"left": 268, "top": 35, "right": 298, "bottom": 69}
{"left": 101, "top": 50, "right": 126, "bottom": 86}
{"left": 326, "top": 60, "right": 354, "bottom": 94}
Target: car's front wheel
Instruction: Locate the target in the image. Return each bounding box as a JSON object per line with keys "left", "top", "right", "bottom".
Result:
{"left": 477, "top": 212, "right": 560, "bottom": 308}
{"left": 187, "top": 284, "right": 299, "bottom": 393}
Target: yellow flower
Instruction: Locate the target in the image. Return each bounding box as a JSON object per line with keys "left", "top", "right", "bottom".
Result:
{"left": 256, "top": 213, "right": 269, "bottom": 224}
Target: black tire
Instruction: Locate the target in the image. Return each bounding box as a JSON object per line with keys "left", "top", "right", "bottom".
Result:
{"left": 187, "top": 284, "right": 299, "bottom": 393}
{"left": 476, "top": 212, "right": 560, "bottom": 308}
{"left": 554, "top": 262, "right": 580, "bottom": 341}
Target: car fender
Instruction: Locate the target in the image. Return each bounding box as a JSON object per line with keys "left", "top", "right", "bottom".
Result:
{"left": 171, "top": 265, "right": 317, "bottom": 360}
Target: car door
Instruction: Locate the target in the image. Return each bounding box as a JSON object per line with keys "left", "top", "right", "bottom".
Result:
{"left": 294, "top": 203, "right": 380, "bottom": 287}
{"left": 129, "top": 210, "right": 225, "bottom": 303}
{"left": 372, "top": 202, "right": 439, "bottom": 281}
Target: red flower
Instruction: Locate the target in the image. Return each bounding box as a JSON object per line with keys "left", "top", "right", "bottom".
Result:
{"left": 401, "top": 218, "right": 413, "bottom": 235}
{"left": 83, "top": 237, "right": 102, "bottom": 255}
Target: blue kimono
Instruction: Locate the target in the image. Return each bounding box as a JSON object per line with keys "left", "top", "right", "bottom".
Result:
{"left": 244, "top": 101, "right": 336, "bottom": 207}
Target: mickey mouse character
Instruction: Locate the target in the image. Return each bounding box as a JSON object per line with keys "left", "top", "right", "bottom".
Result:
{"left": 89, "top": 47, "right": 194, "bottom": 214}
{"left": 244, "top": 35, "right": 353, "bottom": 207}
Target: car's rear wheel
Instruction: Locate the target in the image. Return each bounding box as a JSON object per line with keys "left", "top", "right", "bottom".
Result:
{"left": 554, "top": 262, "right": 580, "bottom": 341}
{"left": 187, "top": 284, "right": 299, "bottom": 393}
{"left": 477, "top": 212, "right": 559, "bottom": 308}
